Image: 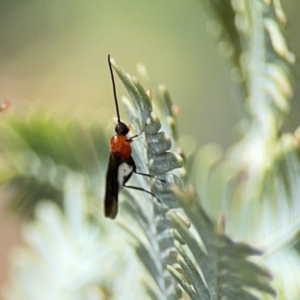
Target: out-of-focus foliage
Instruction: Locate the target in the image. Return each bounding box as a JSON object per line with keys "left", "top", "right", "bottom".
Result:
{"left": 0, "top": 113, "right": 107, "bottom": 217}
{"left": 3, "top": 173, "right": 147, "bottom": 300}
{"left": 191, "top": 0, "right": 300, "bottom": 299}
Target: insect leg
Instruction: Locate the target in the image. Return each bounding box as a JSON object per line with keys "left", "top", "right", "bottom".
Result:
{"left": 123, "top": 183, "right": 161, "bottom": 203}
{"left": 127, "top": 123, "right": 147, "bottom": 141}
{"left": 134, "top": 170, "right": 166, "bottom": 183}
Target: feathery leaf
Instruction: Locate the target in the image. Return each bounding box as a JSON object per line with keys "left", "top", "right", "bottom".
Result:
{"left": 111, "top": 58, "right": 184, "bottom": 299}
{"left": 170, "top": 190, "right": 276, "bottom": 300}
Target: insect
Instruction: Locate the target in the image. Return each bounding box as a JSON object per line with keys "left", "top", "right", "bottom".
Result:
{"left": 0, "top": 100, "right": 10, "bottom": 112}
{"left": 104, "top": 55, "right": 164, "bottom": 219}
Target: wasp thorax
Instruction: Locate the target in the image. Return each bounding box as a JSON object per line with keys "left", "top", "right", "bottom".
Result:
{"left": 115, "top": 122, "right": 130, "bottom": 136}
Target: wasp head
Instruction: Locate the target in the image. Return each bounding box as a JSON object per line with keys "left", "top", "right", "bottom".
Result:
{"left": 115, "top": 121, "right": 130, "bottom": 136}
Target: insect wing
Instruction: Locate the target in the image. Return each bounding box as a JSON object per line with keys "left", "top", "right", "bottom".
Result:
{"left": 104, "top": 154, "right": 121, "bottom": 219}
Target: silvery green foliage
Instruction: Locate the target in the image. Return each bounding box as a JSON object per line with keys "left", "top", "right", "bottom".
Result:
{"left": 108, "top": 56, "right": 277, "bottom": 299}
{"left": 110, "top": 59, "right": 184, "bottom": 300}
{"left": 169, "top": 191, "right": 276, "bottom": 300}
{"left": 3, "top": 173, "right": 145, "bottom": 300}
{"left": 0, "top": 114, "right": 107, "bottom": 218}
{"left": 195, "top": 1, "right": 299, "bottom": 299}
{"left": 5, "top": 175, "right": 111, "bottom": 300}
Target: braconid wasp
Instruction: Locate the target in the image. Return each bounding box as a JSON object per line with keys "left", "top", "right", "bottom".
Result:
{"left": 104, "top": 55, "right": 165, "bottom": 219}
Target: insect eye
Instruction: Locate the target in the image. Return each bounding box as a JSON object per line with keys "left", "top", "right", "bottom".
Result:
{"left": 115, "top": 122, "right": 129, "bottom": 136}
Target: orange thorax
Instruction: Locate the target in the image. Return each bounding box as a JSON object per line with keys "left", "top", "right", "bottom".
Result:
{"left": 110, "top": 135, "right": 132, "bottom": 159}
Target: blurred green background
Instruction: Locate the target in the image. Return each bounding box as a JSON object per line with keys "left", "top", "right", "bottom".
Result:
{"left": 0, "top": 1, "right": 240, "bottom": 147}
{"left": 0, "top": 0, "right": 299, "bottom": 290}
{"left": 0, "top": 0, "right": 299, "bottom": 146}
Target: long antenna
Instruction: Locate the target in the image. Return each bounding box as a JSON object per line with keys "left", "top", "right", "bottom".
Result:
{"left": 108, "top": 54, "right": 121, "bottom": 123}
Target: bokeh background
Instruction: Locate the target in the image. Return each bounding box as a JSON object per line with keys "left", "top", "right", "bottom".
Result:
{"left": 0, "top": 0, "right": 299, "bottom": 290}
